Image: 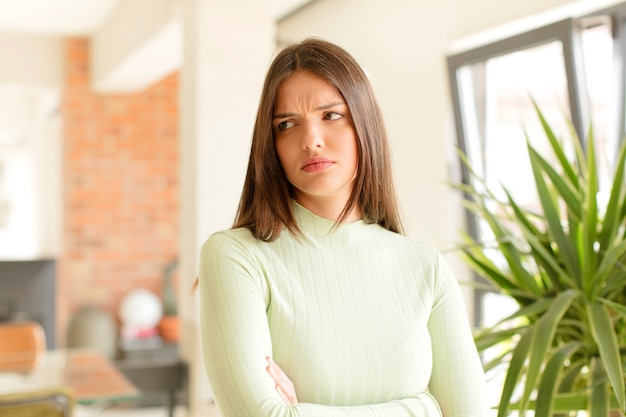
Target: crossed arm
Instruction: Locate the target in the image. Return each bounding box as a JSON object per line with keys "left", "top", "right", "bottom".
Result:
{"left": 267, "top": 356, "right": 298, "bottom": 405}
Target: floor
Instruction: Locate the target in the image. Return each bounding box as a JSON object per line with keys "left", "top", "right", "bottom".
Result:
{"left": 97, "top": 406, "right": 188, "bottom": 417}
{"left": 82, "top": 402, "right": 220, "bottom": 417}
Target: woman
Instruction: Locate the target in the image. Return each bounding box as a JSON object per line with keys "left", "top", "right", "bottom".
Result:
{"left": 198, "top": 38, "right": 489, "bottom": 417}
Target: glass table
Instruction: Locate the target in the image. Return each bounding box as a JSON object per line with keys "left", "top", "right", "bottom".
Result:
{"left": 0, "top": 348, "right": 140, "bottom": 406}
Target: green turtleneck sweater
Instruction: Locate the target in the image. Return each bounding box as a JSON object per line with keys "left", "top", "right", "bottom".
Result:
{"left": 198, "top": 202, "right": 489, "bottom": 417}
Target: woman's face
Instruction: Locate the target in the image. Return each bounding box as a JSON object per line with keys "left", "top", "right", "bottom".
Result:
{"left": 273, "top": 71, "right": 358, "bottom": 212}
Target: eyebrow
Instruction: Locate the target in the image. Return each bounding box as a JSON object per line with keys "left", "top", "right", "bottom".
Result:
{"left": 272, "top": 101, "right": 347, "bottom": 120}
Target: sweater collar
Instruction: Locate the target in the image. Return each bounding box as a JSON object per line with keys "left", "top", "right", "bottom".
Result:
{"left": 291, "top": 199, "right": 366, "bottom": 238}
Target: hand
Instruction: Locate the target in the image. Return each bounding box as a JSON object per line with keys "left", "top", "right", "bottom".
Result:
{"left": 266, "top": 356, "right": 298, "bottom": 405}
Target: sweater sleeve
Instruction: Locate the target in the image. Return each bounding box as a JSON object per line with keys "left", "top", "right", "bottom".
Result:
{"left": 427, "top": 252, "right": 490, "bottom": 417}
{"left": 198, "top": 232, "right": 442, "bottom": 417}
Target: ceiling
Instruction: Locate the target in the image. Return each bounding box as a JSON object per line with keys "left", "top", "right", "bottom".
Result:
{"left": 0, "top": 0, "right": 123, "bottom": 35}
{"left": 0, "top": 0, "right": 313, "bottom": 146}
{"left": 0, "top": 0, "right": 310, "bottom": 35}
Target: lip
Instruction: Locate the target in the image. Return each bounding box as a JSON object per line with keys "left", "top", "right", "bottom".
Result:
{"left": 302, "top": 157, "right": 334, "bottom": 173}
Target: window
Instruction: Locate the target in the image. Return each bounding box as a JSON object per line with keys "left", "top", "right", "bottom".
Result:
{"left": 447, "top": 4, "right": 626, "bottom": 329}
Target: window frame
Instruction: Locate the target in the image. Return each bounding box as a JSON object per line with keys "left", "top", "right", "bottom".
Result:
{"left": 446, "top": 3, "right": 626, "bottom": 326}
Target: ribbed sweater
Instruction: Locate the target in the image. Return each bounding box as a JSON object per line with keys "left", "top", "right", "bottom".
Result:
{"left": 198, "top": 201, "right": 489, "bottom": 417}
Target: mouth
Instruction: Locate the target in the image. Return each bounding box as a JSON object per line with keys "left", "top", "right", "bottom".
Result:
{"left": 302, "top": 157, "right": 334, "bottom": 173}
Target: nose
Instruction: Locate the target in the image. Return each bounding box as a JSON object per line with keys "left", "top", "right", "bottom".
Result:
{"left": 301, "top": 121, "right": 324, "bottom": 151}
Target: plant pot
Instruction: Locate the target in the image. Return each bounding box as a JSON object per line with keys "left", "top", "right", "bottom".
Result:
{"left": 158, "top": 315, "right": 180, "bottom": 343}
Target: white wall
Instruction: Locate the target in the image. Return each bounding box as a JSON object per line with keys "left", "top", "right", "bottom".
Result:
{"left": 91, "top": 0, "right": 182, "bottom": 93}
{"left": 0, "top": 33, "right": 63, "bottom": 260}
{"left": 177, "top": 0, "right": 276, "bottom": 411}
{"left": 0, "top": 32, "right": 63, "bottom": 87}
{"left": 276, "top": 0, "right": 578, "bottom": 317}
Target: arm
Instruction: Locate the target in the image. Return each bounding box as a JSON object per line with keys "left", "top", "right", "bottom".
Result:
{"left": 427, "top": 252, "right": 490, "bottom": 417}
{"left": 198, "top": 232, "right": 442, "bottom": 417}
{"left": 267, "top": 356, "right": 298, "bottom": 405}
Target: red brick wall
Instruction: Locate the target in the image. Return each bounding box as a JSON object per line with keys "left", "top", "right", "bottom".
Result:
{"left": 58, "top": 38, "right": 179, "bottom": 343}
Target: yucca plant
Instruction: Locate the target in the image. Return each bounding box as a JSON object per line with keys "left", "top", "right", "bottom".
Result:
{"left": 455, "top": 103, "right": 626, "bottom": 417}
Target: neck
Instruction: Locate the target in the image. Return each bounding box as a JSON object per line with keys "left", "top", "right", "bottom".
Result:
{"left": 294, "top": 194, "right": 362, "bottom": 223}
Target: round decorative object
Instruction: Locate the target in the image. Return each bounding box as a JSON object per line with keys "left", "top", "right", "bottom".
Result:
{"left": 119, "top": 289, "right": 163, "bottom": 330}
{"left": 66, "top": 306, "right": 117, "bottom": 359}
{"left": 158, "top": 315, "right": 180, "bottom": 342}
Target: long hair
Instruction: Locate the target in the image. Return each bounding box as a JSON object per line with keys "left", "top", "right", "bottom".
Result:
{"left": 235, "top": 38, "right": 403, "bottom": 240}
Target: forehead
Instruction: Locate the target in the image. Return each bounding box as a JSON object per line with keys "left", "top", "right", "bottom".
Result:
{"left": 274, "top": 71, "right": 344, "bottom": 110}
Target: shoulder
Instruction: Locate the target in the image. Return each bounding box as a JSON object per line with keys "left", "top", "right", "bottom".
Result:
{"left": 380, "top": 230, "right": 454, "bottom": 281}
{"left": 202, "top": 227, "right": 256, "bottom": 250}
{"left": 199, "top": 228, "right": 271, "bottom": 290}
{"left": 378, "top": 228, "right": 441, "bottom": 262}
{"left": 403, "top": 237, "right": 452, "bottom": 275}
{"left": 200, "top": 227, "right": 264, "bottom": 265}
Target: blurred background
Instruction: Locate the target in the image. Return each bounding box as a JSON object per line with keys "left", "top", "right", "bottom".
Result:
{"left": 0, "top": 0, "right": 618, "bottom": 415}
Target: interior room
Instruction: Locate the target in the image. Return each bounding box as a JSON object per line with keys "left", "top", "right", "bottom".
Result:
{"left": 1, "top": 0, "right": 625, "bottom": 416}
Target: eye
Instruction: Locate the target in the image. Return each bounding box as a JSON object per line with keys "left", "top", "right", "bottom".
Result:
{"left": 276, "top": 120, "right": 295, "bottom": 131}
{"left": 323, "top": 111, "right": 343, "bottom": 121}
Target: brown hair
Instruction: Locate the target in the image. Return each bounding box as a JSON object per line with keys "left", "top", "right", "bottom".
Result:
{"left": 235, "top": 37, "right": 403, "bottom": 240}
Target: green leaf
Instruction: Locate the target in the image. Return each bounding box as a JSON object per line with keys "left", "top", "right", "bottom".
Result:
{"left": 589, "top": 357, "right": 609, "bottom": 417}
{"left": 528, "top": 144, "right": 580, "bottom": 281}
{"left": 562, "top": 108, "right": 589, "bottom": 180}
{"left": 598, "top": 297, "right": 626, "bottom": 318}
{"left": 519, "top": 289, "right": 580, "bottom": 414}
{"left": 461, "top": 248, "right": 516, "bottom": 293}
{"left": 455, "top": 146, "right": 482, "bottom": 182}
{"left": 531, "top": 100, "right": 581, "bottom": 186}
{"left": 482, "top": 349, "right": 512, "bottom": 373}
{"left": 581, "top": 128, "right": 599, "bottom": 294}
{"left": 552, "top": 392, "right": 588, "bottom": 411}
{"left": 516, "top": 225, "right": 579, "bottom": 289}
{"left": 497, "top": 327, "right": 533, "bottom": 417}
{"left": 591, "top": 239, "right": 626, "bottom": 297}
{"left": 587, "top": 303, "right": 626, "bottom": 410}
{"left": 502, "top": 187, "right": 544, "bottom": 236}
{"left": 535, "top": 342, "right": 582, "bottom": 417}
{"left": 493, "top": 298, "right": 552, "bottom": 327}
{"left": 476, "top": 197, "right": 543, "bottom": 294}
{"left": 466, "top": 183, "right": 544, "bottom": 294}
{"left": 502, "top": 188, "right": 570, "bottom": 290}
{"left": 544, "top": 391, "right": 623, "bottom": 412}
{"left": 598, "top": 139, "right": 626, "bottom": 251}
{"left": 559, "top": 360, "right": 586, "bottom": 393}
{"left": 474, "top": 326, "right": 528, "bottom": 351}
{"left": 530, "top": 147, "right": 583, "bottom": 221}
{"left": 604, "top": 270, "right": 626, "bottom": 296}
